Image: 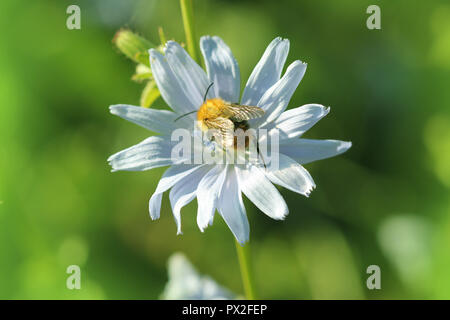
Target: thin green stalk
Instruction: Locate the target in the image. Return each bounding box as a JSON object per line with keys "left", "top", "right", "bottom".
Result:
{"left": 235, "top": 240, "right": 256, "bottom": 300}
{"left": 180, "top": 0, "right": 199, "bottom": 63}
{"left": 158, "top": 27, "right": 167, "bottom": 45}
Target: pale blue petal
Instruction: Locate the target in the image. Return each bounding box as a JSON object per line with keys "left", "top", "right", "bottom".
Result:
{"left": 149, "top": 165, "right": 204, "bottom": 220}
{"left": 165, "top": 41, "right": 210, "bottom": 107}
{"left": 109, "top": 104, "right": 180, "bottom": 134}
{"left": 262, "top": 104, "right": 330, "bottom": 141}
{"left": 149, "top": 49, "right": 197, "bottom": 116}
{"left": 265, "top": 153, "right": 316, "bottom": 197}
{"left": 196, "top": 165, "right": 227, "bottom": 231}
{"left": 200, "top": 36, "right": 240, "bottom": 102}
{"left": 108, "top": 136, "right": 176, "bottom": 172}
{"left": 236, "top": 165, "right": 288, "bottom": 220}
{"left": 169, "top": 165, "right": 211, "bottom": 234}
{"left": 253, "top": 60, "right": 307, "bottom": 127}
{"left": 217, "top": 166, "right": 249, "bottom": 244}
{"left": 279, "top": 139, "right": 352, "bottom": 164}
{"left": 241, "top": 37, "right": 290, "bottom": 106}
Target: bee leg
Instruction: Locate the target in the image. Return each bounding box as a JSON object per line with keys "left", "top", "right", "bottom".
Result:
{"left": 256, "top": 140, "right": 267, "bottom": 170}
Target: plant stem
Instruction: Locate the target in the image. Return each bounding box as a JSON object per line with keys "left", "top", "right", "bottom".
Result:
{"left": 158, "top": 26, "right": 167, "bottom": 45}
{"left": 235, "top": 240, "right": 256, "bottom": 300}
{"left": 180, "top": 0, "right": 199, "bottom": 63}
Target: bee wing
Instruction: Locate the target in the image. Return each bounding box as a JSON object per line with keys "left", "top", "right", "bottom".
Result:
{"left": 204, "top": 117, "right": 235, "bottom": 148}
{"left": 226, "top": 103, "right": 265, "bottom": 122}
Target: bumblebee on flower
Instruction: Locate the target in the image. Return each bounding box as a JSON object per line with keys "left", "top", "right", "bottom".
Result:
{"left": 108, "top": 36, "right": 351, "bottom": 244}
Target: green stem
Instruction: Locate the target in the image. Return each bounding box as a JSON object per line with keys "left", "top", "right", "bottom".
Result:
{"left": 235, "top": 240, "right": 256, "bottom": 300}
{"left": 158, "top": 26, "right": 167, "bottom": 45}
{"left": 180, "top": 0, "right": 199, "bottom": 63}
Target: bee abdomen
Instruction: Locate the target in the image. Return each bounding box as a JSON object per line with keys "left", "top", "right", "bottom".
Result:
{"left": 233, "top": 120, "right": 249, "bottom": 131}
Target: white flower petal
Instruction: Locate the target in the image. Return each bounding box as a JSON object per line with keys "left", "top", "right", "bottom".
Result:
{"left": 169, "top": 165, "right": 211, "bottom": 234}
{"left": 279, "top": 139, "right": 352, "bottom": 164}
{"left": 200, "top": 36, "right": 240, "bottom": 102}
{"left": 165, "top": 41, "right": 210, "bottom": 106}
{"left": 108, "top": 136, "right": 176, "bottom": 172}
{"left": 263, "top": 104, "right": 330, "bottom": 141}
{"left": 109, "top": 104, "right": 180, "bottom": 134}
{"left": 217, "top": 166, "right": 249, "bottom": 244}
{"left": 149, "top": 49, "right": 197, "bottom": 116}
{"left": 253, "top": 60, "right": 307, "bottom": 127}
{"left": 241, "top": 37, "right": 290, "bottom": 106}
{"left": 265, "top": 153, "right": 315, "bottom": 197}
{"left": 161, "top": 252, "right": 235, "bottom": 300}
{"left": 149, "top": 165, "right": 204, "bottom": 220}
{"left": 236, "top": 165, "right": 288, "bottom": 220}
{"left": 196, "top": 165, "right": 227, "bottom": 231}
{"left": 148, "top": 193, "right": 163, "bottom": 220}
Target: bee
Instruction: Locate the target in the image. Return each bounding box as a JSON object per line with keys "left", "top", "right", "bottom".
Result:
{"left": 175, "top": 83, "right": 265, "bottom": 149}
{"left": 196, "top": 97, "right": 265, "bottom": 148}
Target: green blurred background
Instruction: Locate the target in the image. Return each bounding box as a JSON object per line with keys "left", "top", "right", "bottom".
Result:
{"left": 1, "top": 0, "right": 449, "bottom": 299}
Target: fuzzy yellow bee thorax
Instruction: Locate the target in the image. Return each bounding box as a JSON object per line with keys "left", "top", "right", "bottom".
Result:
{"left": 197, "top": 98, "right": 231, "bottom": 132}
{"left": 197, "top": 98, "right": 227, "bottom": 121}
{"left": 195, "top": 97, "right": 265, "bottom": 148}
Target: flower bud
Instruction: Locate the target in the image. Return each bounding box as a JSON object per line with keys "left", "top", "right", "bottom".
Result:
{"left": 113, "top": 29, "right": 155, "bottom": 67}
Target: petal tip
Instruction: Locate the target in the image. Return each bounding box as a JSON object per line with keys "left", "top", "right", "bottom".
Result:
{"left": 270, "top": 36, "right": 289, "bottom": 46}
{"left": 163, "top": 40, "right": 178, "bottom": 53}
{"left": 109, "top": 105, "right": 121, "bottom": 115}
{"left": 340, "top": 141, "right": 352, "bottom": 152}
{"left": 197, "top": 222, "right": 207, "bottom": 233}
{"left": 149, "top": 204, "right": 160, "bottom": 220}
{"left": 290, "top": 60, "right": 307, "bottom": 72}
{"left": 274, "top": 207, "right": 289, "bottom": 220}
{"left": 212, "top": 35, "right": 223, "bottom": 42}
{"left": 148, "top": 48, "right": 160, "bottom": 58}
{"left": 304, "top": 184, "right": 316, "bottom": 198}
{"left": 200, "top": 35, "right": 212, "bottom": 44}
